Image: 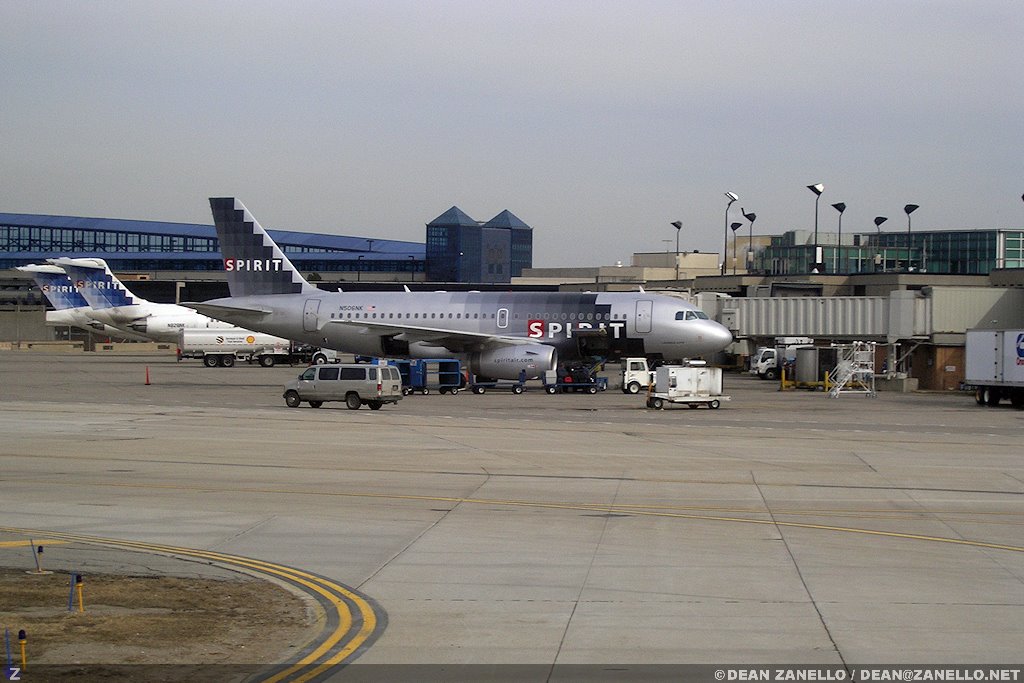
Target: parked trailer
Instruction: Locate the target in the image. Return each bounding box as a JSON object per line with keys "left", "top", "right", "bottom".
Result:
{"left": 542, "top": 365, "right": 608, "bottom": 394}
{"left": 178, "top": 328, "right": 307, "bottom": 368}
{"left": 645, "top": 363, "right": 730, "bottom": 409}
{"left": 470, "top": 372, "right": 527, "bottom": 394}
{"left": 385, "top": 358, "right": 465, "bottom": 395}
{"left": 965, "top": 328, "right": 1024, "bottom": 408}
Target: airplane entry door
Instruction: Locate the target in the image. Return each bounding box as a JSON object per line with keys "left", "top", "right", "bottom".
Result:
{"left": 303, "top": 298, "right": 321, "bottom": 332}
{"left": 635, "top": 300, "right": 653, "bottom": 334}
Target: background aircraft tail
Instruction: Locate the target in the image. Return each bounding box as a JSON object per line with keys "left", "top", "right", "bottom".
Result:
{"left": 16, "top": 264, "right": 90, "bottom": 310}
{"left": 209, "top": 197, "right": 316, "bottom": 297}
{"left": 48, "top": 257, "right": 144, "bottom": 309}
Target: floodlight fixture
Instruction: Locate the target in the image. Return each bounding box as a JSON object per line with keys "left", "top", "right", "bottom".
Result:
{"left": 670, "top": 221, "right": 683, "bottom": 280}
{"left": 807, "top": 183, "right": 825, "bottom": 272}
{"left": 730, "top": 222, "right": 743, "bottom": 275}
{"left": 722, "top": 193, "right": 738, "bottom": 275}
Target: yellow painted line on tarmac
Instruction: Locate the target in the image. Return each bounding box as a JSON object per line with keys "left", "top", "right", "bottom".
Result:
{"left": 0, "top": 525, "right": 379, "bottom": 683}
{"left": 0, "top": 539, "right": 67, "bottom": 547}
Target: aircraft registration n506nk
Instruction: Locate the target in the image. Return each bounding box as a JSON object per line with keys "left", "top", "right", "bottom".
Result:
{"left": 186, "top": 197, "right": 733, "bottom": 381}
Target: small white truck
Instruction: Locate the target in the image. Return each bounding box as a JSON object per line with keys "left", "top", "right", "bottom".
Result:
{"left": 749, "top": 337, "right": 814, "bottom": 380}
{"left": 621, "top": 357, "right": 655, "bottom": 394}
{"left": 178, "top": 328, "right": 306, "bottom": 368}
{"left": 965, "top": 328, "right": 1024, "bottom": 408}
{"left": 645, "top": 362, "right": 730, "bottom": 410}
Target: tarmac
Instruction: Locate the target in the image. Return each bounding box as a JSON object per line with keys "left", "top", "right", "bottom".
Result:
{"left": 1, "top": 352, "right": 1022, "bottom": 680}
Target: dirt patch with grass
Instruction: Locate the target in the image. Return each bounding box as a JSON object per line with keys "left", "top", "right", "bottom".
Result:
{"left": 0, "top": 567, "right": 319, "bottom": 681}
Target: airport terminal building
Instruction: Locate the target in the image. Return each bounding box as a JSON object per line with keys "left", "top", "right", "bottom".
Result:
{"left": 0, "top": 205, "right": 534, "bottom": 303}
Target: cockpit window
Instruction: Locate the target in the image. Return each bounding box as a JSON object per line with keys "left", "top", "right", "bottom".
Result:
{"left": 675, "top": 310, "right": 710, "bottom": 321}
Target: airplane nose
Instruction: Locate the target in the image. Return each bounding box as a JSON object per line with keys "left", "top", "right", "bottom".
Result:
{"left": 710, "top": 322, "right": 733, "bottom": 349}
{"left": 694, "top": 320, "right": 732, "bottom": 354}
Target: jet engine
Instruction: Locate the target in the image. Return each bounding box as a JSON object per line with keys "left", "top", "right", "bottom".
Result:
{"left": 126, "top": 317, "right": 151, "bottom": 334}
{"left": 470, "top": 344, "right": 557, "bottom": 381}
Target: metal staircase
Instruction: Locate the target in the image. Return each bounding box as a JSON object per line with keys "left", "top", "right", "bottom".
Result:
{"left": 828, "top": 341, "right": 877, "bottom": 397}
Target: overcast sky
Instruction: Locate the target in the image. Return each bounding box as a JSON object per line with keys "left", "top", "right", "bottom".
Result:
{"left": 2, "top": 1, "right": 1022, "bottom": 267}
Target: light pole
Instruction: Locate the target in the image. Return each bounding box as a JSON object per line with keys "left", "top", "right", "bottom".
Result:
{"left": 408, "top": 255, "right": 415, "bottom": 282}
{"left": 904, "top": 204, "right": 919, "bottom": 271}
{"left": 831, "top": 202, "right": 846, "bottom": 274}
{"left": 723, "top": 192, "right": 738, "bottom": 275}
{"left": 873, "top": 216, "right": 888, "bottom": 272}
{"left": 807, "top": 184, "right": 824, "bottom": 273}
{"left": 357, "top": 254, "right": 365, "bottom": 282}
{"left": 730, "top": 222, "right": 743, "bottom": 275}
{"left": 742, "top": 209, "right": 757, "bottom": 273}
{"left": 670, "top": 221, "right": 682, "bottom": 281}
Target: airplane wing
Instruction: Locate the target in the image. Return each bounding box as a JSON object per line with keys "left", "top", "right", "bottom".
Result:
{"left": 322, "top": 319, "right": 545, "bottom": 353}
{"left": 182, "top": 301, "right": 273, "bottom": 321}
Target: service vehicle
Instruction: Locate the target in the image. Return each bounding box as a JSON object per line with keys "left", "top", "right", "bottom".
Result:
{"left": 965, "top": 328, "right": 1024, "bottom": 408}
{"left": 178, "top": 328, "right": 309, "bottom": 367}
{"left": 283, "top": 363, "right": 403, "bottom": 410}
{"left": 645, "top": 362, "right": 730, "bottom": 409}
{"left": 749, "top": 337, "right": 813, "bottom": 380}
{"left": 311, "top": 348, "right": 339, "bottom": 364}
{"left": 621, "top": 357, "right": 656, "bottom": 394}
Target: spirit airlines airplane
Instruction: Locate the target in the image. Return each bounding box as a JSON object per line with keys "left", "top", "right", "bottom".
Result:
{"left": 185, "top": 197, "right": 733, "bottom": 381}
{"left": 47, "top": 257, "right": 236, "bottom": 343}
{"left": 17, "top": 264, "right": 150, "bottom": 340}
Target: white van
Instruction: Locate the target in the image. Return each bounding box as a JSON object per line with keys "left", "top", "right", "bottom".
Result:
{"left": 283, "top": 363, "right": 403, "bottom": 410}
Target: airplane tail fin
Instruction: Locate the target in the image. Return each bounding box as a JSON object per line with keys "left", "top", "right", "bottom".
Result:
{"left": 16, "top": 264, "right": 89, "bottom": 310}
{"left": 209, "top": 198, "right": 316, "bottom": 297}
{"left": 47, "top": 257, "right": 144, "bottom": 310}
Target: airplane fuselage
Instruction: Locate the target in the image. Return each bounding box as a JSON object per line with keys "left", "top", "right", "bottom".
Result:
{"left": 200, "top": 290, "right": 733, "bottom": 378}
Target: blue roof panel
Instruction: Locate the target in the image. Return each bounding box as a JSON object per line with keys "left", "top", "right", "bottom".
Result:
{"left": 0, "top": 212, "right": 424, "bottom": 254}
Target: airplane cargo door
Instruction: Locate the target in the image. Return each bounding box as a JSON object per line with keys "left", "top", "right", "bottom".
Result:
{"left": 303, "top": 299, "right": 321, "bottom": 332}
{"left": 635, "top": 300, "right": 653, "bottom": 333}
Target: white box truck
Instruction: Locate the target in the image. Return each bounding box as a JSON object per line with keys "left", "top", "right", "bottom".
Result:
{"left": 965, "top": 328, "right": 1024, "bottom": 408}
{"left": 749, "top": 337, "right": 813, "bottom": 380}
